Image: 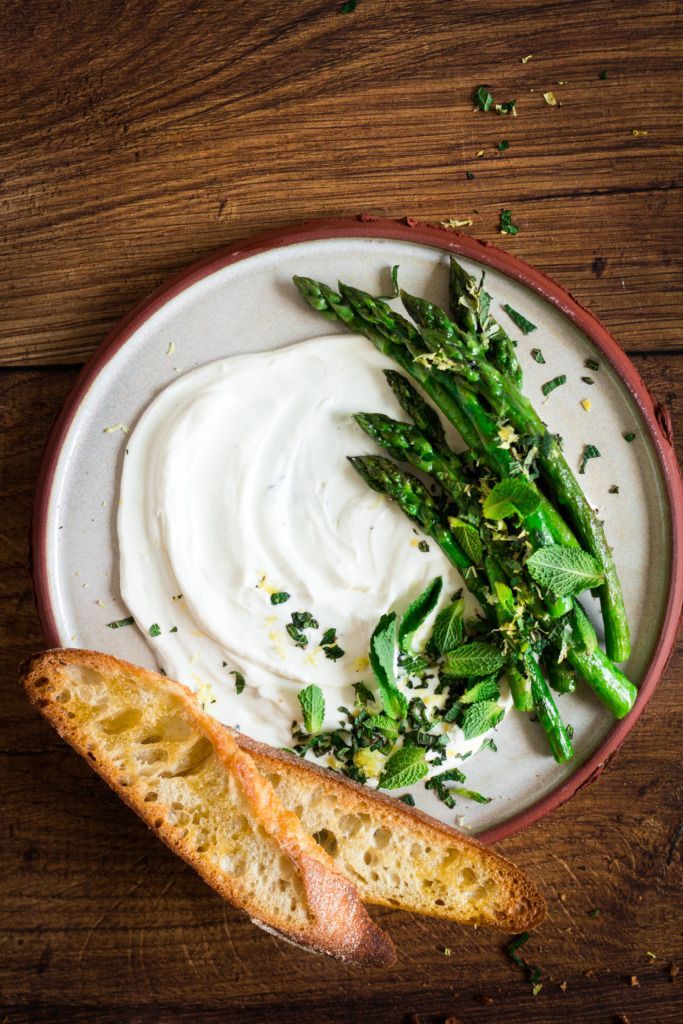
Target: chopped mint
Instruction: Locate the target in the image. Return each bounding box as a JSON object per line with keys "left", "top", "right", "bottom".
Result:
{"left": 579, "top": 443, "right": 601, "bottom": 473}
{"left": 502, "top": 304, "right": 536, "bottom": 334}
{"left": 453, "top": 787, "right": 491, "bottom": 804}
{"left": 472, "top": 84, "right": 494, "bottom": 111}
{"left": 291, "top": 611, "right": 319, "bottom": 630}
{"left": 353, "top": 681, "right": 375, "bottom": 706}
{"left": 499, "top": 208, "right": 520, "bottom": 235}
{"left": 106, "top": 616, "right": 134, "bottom": 629}
{"left": 286, "top": 623, "right": 308, "bottom": 648}
{"left": 542, "top": 374, "right": 567, "bottom": 397}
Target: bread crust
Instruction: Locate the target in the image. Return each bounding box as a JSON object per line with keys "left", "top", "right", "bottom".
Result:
{"left": 20, "top": 649, "right": 395, "bottom": 967}
{"left": 233, "top": 731, "right": 546, "bottom": 931}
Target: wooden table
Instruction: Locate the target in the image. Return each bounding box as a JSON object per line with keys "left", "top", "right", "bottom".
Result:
{"left": 2, "top": 2, "right": 681, "bottom": 1021}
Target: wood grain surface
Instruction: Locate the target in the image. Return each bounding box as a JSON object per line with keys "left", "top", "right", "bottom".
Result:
{"left": 1, "top": 1, "right": 681, "bottom": 1023}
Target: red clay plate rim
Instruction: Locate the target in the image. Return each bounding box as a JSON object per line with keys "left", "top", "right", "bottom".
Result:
{"left": 31, "top": 215, "right": 683, "bottom": 846}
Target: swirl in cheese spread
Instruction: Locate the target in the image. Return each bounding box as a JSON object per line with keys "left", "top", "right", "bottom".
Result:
{"left": 118, "top": 334, "right": 509, "bottom": 780}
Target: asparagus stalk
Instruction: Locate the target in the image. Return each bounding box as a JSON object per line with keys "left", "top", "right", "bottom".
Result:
{"left": 356, "top": 383, "right": 636, "bottom": 719}
{"left": 349, "top": 455, "right": 575, "bottom": 758}
{"left": 447, "top": 257, "right": 523, "bottom": 388}
{"left": 347, "top": 454, "right": 485, "bottom": 592}
{"left": 545, "top": 657, "right": 577, "bottom": 694}
{"left": 294, "top": 276, "right": 580, "bottom": 562}
{"left": 356, "top": 390, "right": 572, "bottom": 618}
{"left": 524, "top": 653, "right": 575, "bottom": 763}
{"left": 400, "top": 286, "right": 631, "bottom": 663}
{"left": 293, "top": 273, "right": 634, "bottom": 704}
{"left": 481, "top": 556, "right": 533, "bottom": 713}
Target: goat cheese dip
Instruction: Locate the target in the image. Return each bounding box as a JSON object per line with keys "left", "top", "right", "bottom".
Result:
{"left": 118, "top": 334, "right": 510, "bottom": 782}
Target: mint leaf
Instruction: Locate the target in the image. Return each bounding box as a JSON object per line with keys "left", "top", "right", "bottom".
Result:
{"left": 323, "top": 644, "right": 345, "bottom": 661}
{"left": 364, "top": 714, "right": 400, "bottom": 737}
{"left": 460, "top": 700, "right": 504, "bottom": 739}
{"left": 369, "top": 612, "right": 407, "bottom": 720}
{"left": 460, "top": 677, "right": 501, "bottom": 704}
{"left": 149, "top": 623, "right": 161, "bottom": 638}
{"left": 297, "top": 684, "right": 325, "bottom": 734}
{"left": 429, "top": 597, "right": 465, "bottom": 655}
{"left": 377, "top": 745, "right": 429, "bottom": 790}
{"left": 270, "top": 591, "right": 290, "bottom": 605}
{"left": 483, "top": 478, "right": 540, "bottom": 520}
{"left": 448, "top": 518, "right": 483, "bottom": 563}
{"left": 526, "top": 545, "right": 604, "bottom": 596}
{"left": 444, "top": 642, "right": 505, "bottom": 678}
{"left": 572, "top": 600, "right": 598, "bottom": 654}
{"left": 398, "top": 576, "right": 443, "bottom": 652}
{"left": 494, "top": 580, "right": 515, "bottom": 617}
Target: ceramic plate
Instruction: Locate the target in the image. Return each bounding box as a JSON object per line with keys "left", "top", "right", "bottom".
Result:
{"left": 32, "top": 217, "right": 683, "bottom": 842}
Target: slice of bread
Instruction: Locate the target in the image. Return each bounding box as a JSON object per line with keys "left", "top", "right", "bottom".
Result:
{"left": 20, "top": 649, "right": 395, "bottom": 967}
{"left": 237, "top": 735, "right": 545, "bottom": 931}
{"left": 21, "top": 650, "right": 545, "bottom": 950}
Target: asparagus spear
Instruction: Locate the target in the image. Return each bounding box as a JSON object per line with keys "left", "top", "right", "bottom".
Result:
{"left": 347, "top": 454, "right": 484, "bottom": 592}
{"left": 354, "top": 384, "right": 635, "bottom": 718}
{"left": 447, "top": 257, "right": 523, "bottom": 388}
{"left": 294, "top": 277, "right": 579, "bottom": 558}
{"left": 349, "top": 455, "right": 576, "bottom": 759}
{"left": 400, "top": 285, "right": 631, "bottom": 663}
{"left": 545, "top": 657, "right": 577, "bottom": 694}
{"left": 294, "top": 273, "right": 632, "bottom": 668}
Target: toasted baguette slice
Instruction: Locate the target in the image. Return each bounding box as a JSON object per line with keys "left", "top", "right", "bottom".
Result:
{"left": 20, "top": 650, "right": 395, "bottom": 967}
{"left": 237, "top": 735, "right": 545, "bottom": 931}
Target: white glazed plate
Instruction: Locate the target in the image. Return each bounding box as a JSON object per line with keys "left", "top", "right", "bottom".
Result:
{"left": 32, "top": 218, "right": 683, "bottom": 842}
